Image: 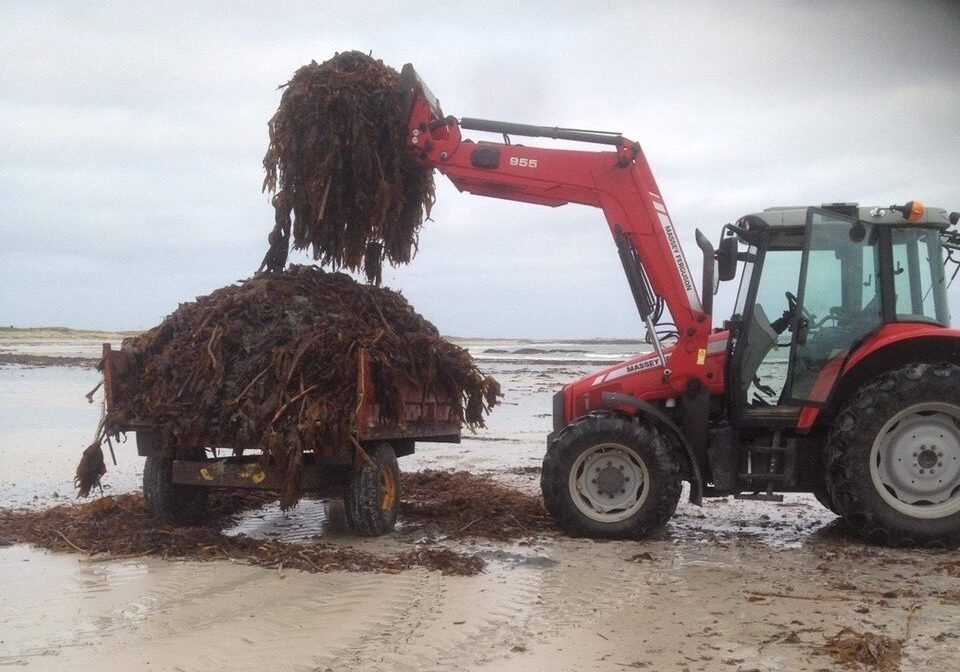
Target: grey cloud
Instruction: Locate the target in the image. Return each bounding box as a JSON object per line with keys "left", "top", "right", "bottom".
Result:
{"left": 1, "top": 0, "right": 958, "bottom": 336}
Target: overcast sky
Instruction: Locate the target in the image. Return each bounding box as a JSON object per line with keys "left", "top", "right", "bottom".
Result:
{"left": 2, "top": 0, "right": 958, "bottom": 338}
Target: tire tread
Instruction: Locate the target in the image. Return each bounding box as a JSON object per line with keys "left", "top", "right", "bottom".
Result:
{"left": 826, "top": 362, "right": 960, "bottom": 548}
{"left": 541, "top": 413, "right": 681, "bottom": 540}
{"left": 142, "top": 455, "right": 209, "bottom": 525}
{"left": 344, "top": 443, "right": 400, "bottom": 537}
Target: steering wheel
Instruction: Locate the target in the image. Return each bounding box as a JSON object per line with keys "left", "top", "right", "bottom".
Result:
{"left": 785, "top": 291, "right": 814, "bottom": 322}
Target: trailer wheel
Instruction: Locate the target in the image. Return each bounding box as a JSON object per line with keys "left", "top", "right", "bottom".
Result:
{"left": 344, "top": 443, "right": 400, "bottom": 536}
{"left": 541, "top": 414, "right": 681, "bottom": 540}
{"left": 143, "top": 455, "right": 209, "bottom": 525}
{"left": 826, "top": 362, "right": 960, "bottom": 547}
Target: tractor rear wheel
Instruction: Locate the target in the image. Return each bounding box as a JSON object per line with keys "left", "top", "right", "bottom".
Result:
{"left": 344, "top": 443, "right": 400, "bottom": 536}
{"left": 826, "top": 362, "right": 960, "bottom": 547}
{"left": 812, "top": 483, "right": 841, "bottom": 516}
{"left": 812, "top": 447, "right": 841, "bottom": 516}
{"left": 541, "top": 413, "right": 681, "bottom": 540}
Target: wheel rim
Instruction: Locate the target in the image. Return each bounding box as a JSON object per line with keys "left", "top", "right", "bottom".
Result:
{"left": 568, "top": 442, "right": 649, "bottom": 523}
{"left": 380, "top": 467, "right": 397, "bottom": 512}
{"left": 870, "top": 402, "right": 960, "bottom": 519}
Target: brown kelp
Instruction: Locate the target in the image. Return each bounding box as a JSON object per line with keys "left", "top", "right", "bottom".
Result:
{"left": 261, "top": 51, "right": 435, "bottom": 282}
{"left": 79, "top": 266, "right": 498, "bottom": 507}
{"left": 0, "top": 490, "right": 486, "bottom": 576}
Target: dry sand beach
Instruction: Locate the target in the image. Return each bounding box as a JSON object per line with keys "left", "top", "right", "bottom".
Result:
{"left": 1, "top": 329, "right": 959, "bottom": 671}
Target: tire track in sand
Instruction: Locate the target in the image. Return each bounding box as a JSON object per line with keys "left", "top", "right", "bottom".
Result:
{"left": 314, "top": 555, "right": 545, "bottom": 671}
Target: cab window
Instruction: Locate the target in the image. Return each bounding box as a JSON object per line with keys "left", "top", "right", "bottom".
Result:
{"left": 786, "top": 212, "right": 882, "bottom": 404}
{"left": 890, "top": 227, "right": 949, "bottom": 325}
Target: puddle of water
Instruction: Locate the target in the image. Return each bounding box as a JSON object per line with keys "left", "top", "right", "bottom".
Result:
{"left": 223, "top": 497, "right": 349, "bottom": 542}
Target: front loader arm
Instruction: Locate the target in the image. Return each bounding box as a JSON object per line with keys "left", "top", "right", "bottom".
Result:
{"left": 401, "top": 66, "right": 710, "bottom": 390}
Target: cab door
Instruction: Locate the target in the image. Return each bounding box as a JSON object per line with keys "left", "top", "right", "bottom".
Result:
{"left": 727, "top": 223, "right": 805, "bottom": 425}
{"left": 782, "top": 210, "right": 882, "bottom": 405}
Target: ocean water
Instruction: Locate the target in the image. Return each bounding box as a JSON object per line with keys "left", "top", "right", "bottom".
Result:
{"left": 452, "top": 337, "right": 652, "bottom": 365}
{"left": 0, "top": 334, "right": 653, "bottom": 366}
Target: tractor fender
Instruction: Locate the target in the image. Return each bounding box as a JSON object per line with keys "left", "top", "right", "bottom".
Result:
{"left": 601, "top": 392, "right": 703, "bottom": 505}
{"left": 799, "top": 328, "right": 960, "bottom": 431}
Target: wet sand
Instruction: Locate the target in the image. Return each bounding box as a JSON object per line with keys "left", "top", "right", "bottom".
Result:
{"left": 4, "top": 513, "right": 959, "bottom": 671}
{"left": 1, "top": 332, "right": 959, "bottom": 670}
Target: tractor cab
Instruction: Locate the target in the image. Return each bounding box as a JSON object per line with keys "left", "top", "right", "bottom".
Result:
{"left": 725, "top": 203, "right": 953, "bottom": 428}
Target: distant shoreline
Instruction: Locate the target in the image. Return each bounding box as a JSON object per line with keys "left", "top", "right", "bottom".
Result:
{"left": 0, "top": 328, "right": 646, "bottom": 369}
{"left": 0, "top": 328, "right": 128, "bottom": 368}
{"left": 0, "top": 353, "right": 99, "bottom": 368}
{"left": 0, "top": 327, "right": 647, "bottom": 345}
{"left": 0, "top": 327, "right": 141, "bottom": 339}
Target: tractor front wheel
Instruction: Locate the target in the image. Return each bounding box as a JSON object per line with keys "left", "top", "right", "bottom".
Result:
{"left": 541, "top": 414, "right": 681, "bottom": 540}
{"left": 826, "top": 362, "right": 960, "bottom": 547}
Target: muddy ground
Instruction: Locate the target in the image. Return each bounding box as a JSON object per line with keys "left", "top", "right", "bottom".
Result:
{"left": 1, "top": 333, "right": 958, "bottom": 671}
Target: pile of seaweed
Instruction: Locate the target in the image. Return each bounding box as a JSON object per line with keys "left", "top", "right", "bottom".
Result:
{"left": 261, "top": 51, "right": 434, "bottom": 283}
{"left": 401, "top": 470, "right": 553, "bottom": 540}
{"left": 3, "top": 471, "right": 550, "bottom": 577}
{"left": 76, "top": 266, "right": 499, "bottom": 507}
{"left": 2, "top": 470, "right": 555, "bottom": 575}
{"left": 0, "top": 492, "right": 485, "bottom": 576}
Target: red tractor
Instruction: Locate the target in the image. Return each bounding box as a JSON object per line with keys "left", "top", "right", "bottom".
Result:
{"left": 401, "top": 66, "right": 960, "bottom": 547}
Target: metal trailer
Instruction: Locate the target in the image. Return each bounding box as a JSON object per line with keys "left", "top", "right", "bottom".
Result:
{"left": 100, "top": 343, "right": 461, "bottom": 535}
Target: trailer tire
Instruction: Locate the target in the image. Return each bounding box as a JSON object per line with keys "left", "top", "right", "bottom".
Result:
{"left": 143, "top": 455, "right": 209, "bottom": 525}
{"left": 541, "top": 413, "right": 681, "bottom": 540}
{"left": 826, "top": 362, "right": 960, "bottom": 548}
{"left": 345, "top": 443, "right": 400, "bottom": 536}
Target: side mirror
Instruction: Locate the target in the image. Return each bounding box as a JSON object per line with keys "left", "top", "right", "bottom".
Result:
{"left": 717, "top": 235, "right": 738, "bottom": 282}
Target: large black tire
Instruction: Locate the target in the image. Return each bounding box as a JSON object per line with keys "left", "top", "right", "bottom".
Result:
{"left": 826, "top": 362, "right": 960, "bottom": 548}
{"left": 143, "top": 455, "right": 209, "bottom": 525}
{"left": 541, "top": 413, "right": 681, "bottom": 540}
{"left": 812, "top": 447, "right": 841, "bottom": 516}
{"left": 812, "top": 482, "right": 841, "bottom": 516}
{"left": 344, "top": 443, "right": 400, "bottom": 536}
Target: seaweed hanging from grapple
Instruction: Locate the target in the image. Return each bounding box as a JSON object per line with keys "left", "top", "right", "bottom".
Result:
{"left": 96, "top": 266, "right": 499, "bottom": 509}
{"left": 261, "top": 52, "right": 435, "bottom": 282}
